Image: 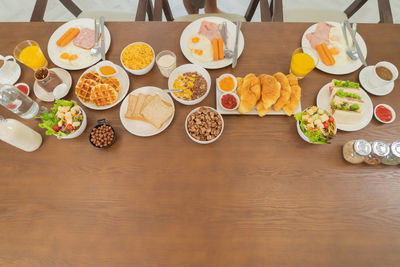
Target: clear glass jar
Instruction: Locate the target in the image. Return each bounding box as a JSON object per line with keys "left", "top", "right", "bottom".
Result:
{"left": 353, "top": 139, "right": 376, "bottom": 165}
{"left": 368, "top": 141, "right": 390, "bottom": 165}
{"left": 381, "top": 141, "right": 400, "bottom": 165}
{"left": 343, "top": 140, "right": 366, "bottom": 164}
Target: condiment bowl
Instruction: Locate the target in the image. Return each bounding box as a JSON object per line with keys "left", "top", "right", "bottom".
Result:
{"left": 216, "top": 73, "right": 237, "bottom": 94}
{"left": 168, "top": 64, "right": 211, "bottom": 105}
{"left": 89, "top": 119, "right": 116, "bottom": 149}
{"left": 185, "top": 106, "right": 224, "bottom": 145}
{"left": 95, "top": 60, "right": 119, "bottom": 78}
{"left": 219, "top": 92, "right": 240, "bottom": 111}
{"left": 120, "top": 42, "right": 155, "bottom": 76}
{"left": 14, "top": 82, "right": 30, "bottom": 95}
{"left": 59, "top": 107, "right": 87, "bottom": 139}
{"left": 374, "top": 103, "right": 395, "bottom": 124}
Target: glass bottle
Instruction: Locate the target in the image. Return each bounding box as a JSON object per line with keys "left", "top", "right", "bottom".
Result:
{"left": 0, "top": 84, "right": 39, "bottom": 119}
{"left": 381, "top": 141, "right": 400, "bottom": 166}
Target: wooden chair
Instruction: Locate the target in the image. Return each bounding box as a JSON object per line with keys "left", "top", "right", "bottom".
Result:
{"left": 245, "top": 0, "right": 393, "bottom": 23}
{"left": 31, "top": 0, "right": 153, "bottom": 22}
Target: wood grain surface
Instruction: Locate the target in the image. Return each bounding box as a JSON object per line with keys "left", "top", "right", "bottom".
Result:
{"left": 1, "top": 22, "right": 400, "bottom": 267}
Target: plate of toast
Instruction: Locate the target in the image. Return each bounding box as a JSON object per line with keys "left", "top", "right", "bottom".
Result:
{"left": 120, "top": 86, "right": 175, "bottom": 137}
{"left": 75, "top": 64, "right": 129, "bottom": 110}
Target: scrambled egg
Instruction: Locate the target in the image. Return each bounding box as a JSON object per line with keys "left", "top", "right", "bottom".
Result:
{"left": 173, "top": 74, "right": 196, "bottom": 100}
{"left": 122, "top": 43, "right": 154, "bottom": 70}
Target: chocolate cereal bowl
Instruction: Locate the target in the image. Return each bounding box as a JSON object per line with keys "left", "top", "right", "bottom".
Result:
{"left": 185, "top": 106, "right": 224, "bottom": 144}
{"left": 89, "top": 119, "right": 116, "bottom": 149}
{"left": 168, "top": 64, "right": 211, "bottom": 105}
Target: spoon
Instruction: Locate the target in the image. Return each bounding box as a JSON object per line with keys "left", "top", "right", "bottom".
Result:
{"left": 219, "top": 22, "right": 233, "bottom": 59}
{"left": 90, "top": 18, "right": 100, "bottom": 57}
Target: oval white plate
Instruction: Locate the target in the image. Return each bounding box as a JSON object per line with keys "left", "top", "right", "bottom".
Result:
{"left": 33, "top": 68, "right": 72, "bottom": 102}
{"left": 180, "top": 16, "right": 244, "bottom": 69}
{"left": 359, "top": 66, "right": 394, "bottom": 96}
{"left": 316, "top": 82, "right": 373, "bottom": 131}
{"left": 48, "top": 18, "right": 111, "bottom": 70}
{"left": 301, "top": 21, "right": 367, "bottom": 75}
{"left": 119, "top": 86, "right": 175, "bottom": 137}
{"left": 76, "top": 63, "right": 130, "bottom": 110}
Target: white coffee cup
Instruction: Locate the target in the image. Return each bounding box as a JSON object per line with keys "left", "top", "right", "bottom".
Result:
{"left": 369, "top": 61, "right": 398, "bottom": 87}
{"left": 0, "top": 55, "right": 18, "bottom": 83}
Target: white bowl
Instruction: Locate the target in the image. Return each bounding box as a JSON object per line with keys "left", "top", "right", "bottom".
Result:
{"left": 296, "top": 119, "right": 337, "bottom": 144}
{"left": 185, "top": 106, "right": 224, "bottom": 144}
{"left": 95, "top": 60, "right": 119, "bottom": 77}
{"left": 14, "top": 82, "right": 30, "bottom": 95}
{"left": 216, "top": 73, "right": 237, "bottom": 94}
{"left": 58, "top": 108, "right": 87, "bottom": 139}
{"left": 219, "top": 92, "right": 240, "bottom": 111}
{"left": 120, "top": 42, "right": 155, "bottom": 76}
{"left": 168, "top": 64, "right": 211, "bottom": 105}
{"left": 374, "top": 104, "right": 395, "bottom": 124}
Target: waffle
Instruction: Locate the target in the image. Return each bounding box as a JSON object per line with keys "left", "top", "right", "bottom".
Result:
{"left": 102, "top": 77, "right": 121, "bottom": 93}
{"left": 81, "top": 71, "right": 102, "bottom": 83}
{"left": 75, "top": 78, "right": 98, "bottom": 102}
{"left": 90, "top": 84, "right": 118, "bottom": 106}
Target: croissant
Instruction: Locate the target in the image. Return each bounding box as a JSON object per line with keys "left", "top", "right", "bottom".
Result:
{"left": 272, "top": 72, "right": 292, "bottom": 112}
{"left": 256, "top": 99, "right": 270, "bottom": 117}
{"left": 259, "top": 74, "right": 281, "bottom": 110}
{"left": 238, "top": 73, "right": 260, "bottom": 114}
{"left": 283, "top": 73, "right": 301, "bottom": 116}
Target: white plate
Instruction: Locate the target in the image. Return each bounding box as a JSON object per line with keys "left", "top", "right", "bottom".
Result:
{"left": 301, "top": 21, "right": 367, "bottom": 75}
{"left": 359, "top": 66, "right": 394, "bottom": 96}
{"left": 216, "top": 89, "right": 302, "bottom": 115}
{"left": 316, "top": 82, "right": 373, "bottom": 131}
{"left": 76, "top": 63, "right": 129, "bottom": 110}
{"left": 33, "top": 68, "right": 72, "bottom": 102}
{"left": 48, "top": 18, "right": 111, "bottom": 70}
{"left": 119, "top": 86, "right": 175, "bottom": 137}
{"left": 180, "top": 17, "right": 244, "bottom": 69}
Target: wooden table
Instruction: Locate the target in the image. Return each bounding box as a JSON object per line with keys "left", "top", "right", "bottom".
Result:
{"left": 1, "top": 22, "right": 400, "bottom": 266}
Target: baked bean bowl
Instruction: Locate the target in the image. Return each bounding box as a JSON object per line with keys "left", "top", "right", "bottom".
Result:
{"left": 168, "top": 64, "right": 211, "bottom": 105}
{"left": 185, "top": 106, "right": 224, "bottom": 144}
{"left": 89, "top": 119, "right": 116, "bottom": 149}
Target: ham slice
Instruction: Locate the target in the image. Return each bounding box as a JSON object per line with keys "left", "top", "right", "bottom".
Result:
{"left": 198, "top": 20, "right": 221, "bottom": 41}
{"left": 306, "top": 21, "right": 334, "bottom": 49}
{"left": 73, "top": 28, "right": 97, "bottom": 50}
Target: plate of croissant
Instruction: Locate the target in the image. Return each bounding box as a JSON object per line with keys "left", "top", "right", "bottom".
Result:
{"left": 216, "top": 72, "right": 302, "bottom": 117}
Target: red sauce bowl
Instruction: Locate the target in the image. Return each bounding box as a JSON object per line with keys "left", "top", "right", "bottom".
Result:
{"left": 374, "top": 104, "right": 395, "bottom": 124}
{"left": 14, "top": 83, "right": 30, "bottom": 95}
{"left": 219, "top": 93, "right": 240, "bottom": 111}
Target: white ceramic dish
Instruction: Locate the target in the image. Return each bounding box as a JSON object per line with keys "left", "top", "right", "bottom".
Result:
{"left": 168, "top": 64, "right": 211, "bottom": 105}
{"left": 301, "top": 21, "right": 367, "bottom": 75}
{"left": 120, "top": 42, "right": 155, "bottom": 75}
{"left": 119, "top": 86, "right": 175, "bottom": 137}
{"left": 219, "top": 92, "right": 240, "bottom": 111}
{"left": 216, "top": 74, "right": 237, "bottom": 94}
{"left": 1, "top": 61, "right": 21, "bottom": 85}
{"left": 76, "top": 62, "right": 129, "bottom": 110}
{"left": 374, "top": 104, "right": 395, "bottom": 124}
{"left": 316, "top": 82, "right": 373, "bottom": 131}
{"left": 296, "top": 121, "right": 320, "bottom": 144}
{"left": 58, "top": 107, "right": 87, "bottom": 139}
{"left": 95, "top": 60, "right": 119, "bottom": 77}
{"left": 14, "top": 82, "right": 30, "bottom": 95}
{"left": 185, "top": 106, "right": 224, "bottom": 144}
{"left": 359, "top": 66, "right": 394, "bottom": 96}
{"left": 47, "top": 18, "right": 111, "bottom": 70}
{"left": 180, "top": 16, "right": 245, "bottom": 69}
{"left": 33, "top": 68, "right": 72, "bottom": 102}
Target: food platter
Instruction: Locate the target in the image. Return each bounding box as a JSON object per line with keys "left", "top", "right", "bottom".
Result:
{"left": 75, "top": 62, "right": 129, "bottom": 110}
{"left": 47, "top": 18, "right": 111, "bottom": 70}
{"left": 119, "top": 86, "right": 175, "bottom": 137}
{"left": 301, "top": 21, "right": 367, "bottom": 75}
{"left": 180, "top": 16, "right": 244, "bottom": 69}
{"left": 316, "top": 82, "right": 373, "bottom": 131}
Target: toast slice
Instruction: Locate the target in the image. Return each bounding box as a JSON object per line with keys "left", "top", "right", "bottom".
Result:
{"left": 141, "top": 94, "right": 174, "bottom": 129}
{"left": 125, "top": 94, "right": 139, "bottom": 119}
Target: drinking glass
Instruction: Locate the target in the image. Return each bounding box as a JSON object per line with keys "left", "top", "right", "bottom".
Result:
{"left": 14, "top": 40, "right": 48, "bottom": 70}
{"left": 156, "top": 50, "right": 176, "bottom": 78}
{"left": 289, "top": 47, "right": 318, "bottom": 79}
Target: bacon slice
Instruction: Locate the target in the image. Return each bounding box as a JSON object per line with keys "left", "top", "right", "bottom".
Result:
{"left": 198, "top": 20, "right": 221, "bottom": 42}
{"left": 306, "top": 21, "right": 334, "bottom": 49}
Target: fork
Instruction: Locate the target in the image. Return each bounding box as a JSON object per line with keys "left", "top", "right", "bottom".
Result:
{"left": 90, "top": 18, "right": 100, "bottom": 57}
{"left": 342, "top": 22, "right": 358, "bottom": 61}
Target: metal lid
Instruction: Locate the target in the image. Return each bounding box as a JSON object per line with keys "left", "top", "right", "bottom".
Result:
{"left": 391, "top": 141, "right": 400, "bottom": 158}
{"left": 353, "top": 139, "right": 372, "bottom": 156}
{"left": 372, "top": 141, "right": 390, "bottom": 157}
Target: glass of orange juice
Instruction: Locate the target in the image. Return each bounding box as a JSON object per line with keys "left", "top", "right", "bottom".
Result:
{"left": 290, "top": 47, "right": 318, "bottom": 79}
{"left": 14, "top": 40, "right": 47, "bottom": 70}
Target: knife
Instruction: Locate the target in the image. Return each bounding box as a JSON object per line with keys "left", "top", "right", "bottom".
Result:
{"left": 344, "top": 20, "right": 367, "bottom": 67}
{"left": 232, "top": 20, "right": 242, "bottom": 68}
{"left": 100, "top": 16, "right": 105, "bottom": 61}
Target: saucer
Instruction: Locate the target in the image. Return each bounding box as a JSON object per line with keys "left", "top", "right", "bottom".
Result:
{"left": 359, "top": 66, "right": 394, "bottom": 96}
{"left": 0, "top": 63, "right": 21, "bottom": 85}
{"left": 33, "top": 68, "right": 72, "bottom": 102}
